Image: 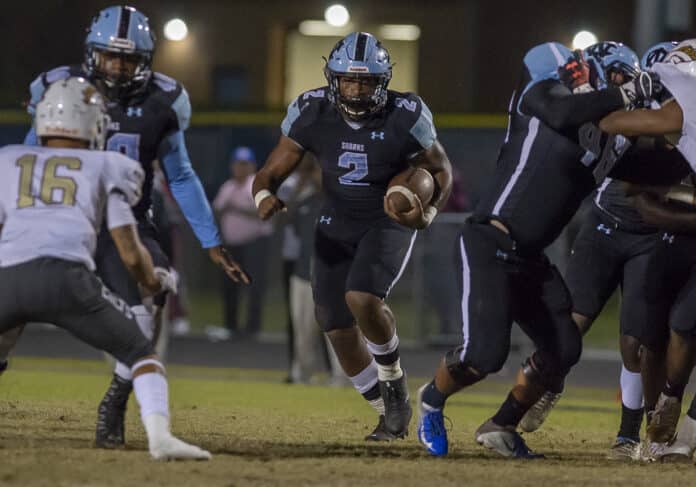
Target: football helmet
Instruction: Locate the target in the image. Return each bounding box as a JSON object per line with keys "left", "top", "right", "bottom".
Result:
{"left": 584, "top": 41, "right": 640, "bottom": 88}
{"left": 84, "top": 5, "right": 155, "bottom": 98}
{"left": 641, "top": 41, "right": 678, "bottom": 70}
{"left": 35, "top": 77, "right": 109, "bottom": 150}
{"left": 324, "top": 32, "right": 392, "bottom": 120}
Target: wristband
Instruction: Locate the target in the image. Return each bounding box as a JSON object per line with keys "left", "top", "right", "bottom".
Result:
{"left": 254, "top": 189, "right": 273, "bottom": 209}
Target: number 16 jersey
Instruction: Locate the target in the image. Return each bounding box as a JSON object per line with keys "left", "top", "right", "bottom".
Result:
{"left": 281, "top": 87, "right": 437, "bottom": 220}
{"left": 0, "top": 145, "right": 143, "bottom": 271}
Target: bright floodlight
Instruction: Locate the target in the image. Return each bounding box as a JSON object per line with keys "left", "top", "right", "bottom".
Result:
{"left": 572, "top": 30, "right": 598, "bottom": 50}
{"left": 325, "top": 5, "right": 350, "bottom": 27}
{"left": 164, "top": 18, "right": 188, "bottom": 41}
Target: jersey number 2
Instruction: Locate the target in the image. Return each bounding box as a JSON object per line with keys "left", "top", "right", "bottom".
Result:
{"left": 338, "top": 152, "right": 369, "bottom": 186}
{"left": 16, "top": 155, "right": 81, "bottom": 208}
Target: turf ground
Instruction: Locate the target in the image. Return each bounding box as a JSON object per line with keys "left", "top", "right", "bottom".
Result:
{"left": 1, "top": 357, "right": 694, "bottom": 486}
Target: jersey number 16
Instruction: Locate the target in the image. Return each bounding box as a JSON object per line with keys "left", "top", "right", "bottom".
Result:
{"left": 16, "top": 155, "right": 81, "bottom": 208}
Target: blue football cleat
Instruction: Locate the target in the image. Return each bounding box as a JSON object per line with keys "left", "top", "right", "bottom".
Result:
{"left": 416, "top": 384, "right": 448, "bottom": 456}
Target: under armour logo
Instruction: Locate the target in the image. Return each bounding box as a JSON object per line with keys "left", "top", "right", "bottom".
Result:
{"left": 596, "top": 223, "right": 612, "bottom": 235}
{"left": 371, "top": 131, "right": 385, "bottom": 140}
{"left": 663, "top": 233, "right": 675, "bottom": 244}
{"left": 495, "top": 249, "right": 509, "bottom": 261}
{"left": 319, "top": 216, "right": 332, "bottom": 225}
{"left": 127, "top": 107, "right": 143, "bottom": 117}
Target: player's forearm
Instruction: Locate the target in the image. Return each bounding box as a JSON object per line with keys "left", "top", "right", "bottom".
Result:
{"left": 600, "top": 102, "right": 683, "bottom": 136}
{"left": 169, "top": 176, "right": 222, "bottom": 248}
{"left": 523, "top": 82, "right": 625, "bottom": 131}
{"left": 634, "top": 193, "right": 696, "bottom": 233}
{"left": 110, "top": 225, "right": 160, "bottom": 291}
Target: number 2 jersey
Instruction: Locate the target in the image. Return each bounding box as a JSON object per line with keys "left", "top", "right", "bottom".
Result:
{"left": 0, "top": 145, "right": 142, "bottom": 271}
{"left": 281, "top": 87, "right": 437, "bottom": 220}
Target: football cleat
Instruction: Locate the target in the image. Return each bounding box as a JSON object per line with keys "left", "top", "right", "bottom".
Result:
{"left": 639, "top": 440, "right": 667, "bottom": 462}
{"left": 364, "top": 415, "right": 396, "bottom": 441}
{"left": 606, "top": 436, "right": 640, "bottom": 461}
{"left": 519, "top": 391, "right": 561, "bottom": 433}
{"left": 416, "top": 384, "right": 448, "bottom": 456}
{"left": 379, "top": 374, "right": 412, "bottom": 438}
{"left": 149, "top": 435, "right": 212, "bottom": 461}
{"left": 475, "top": 419, "right": 544, "bottom": 459}
{"left": 95, "top": 374, "right": 132, "bottom": 448}
{"left": 647, "top": 393, "right": 681, "bottom": 444}
{"left": 658, "top": 415, "right": 696, "bottom": 463}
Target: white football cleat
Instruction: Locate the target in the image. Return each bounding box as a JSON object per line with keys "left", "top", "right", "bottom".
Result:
{"left": 149, "top": 434, "right": 212, "bottom": 461}
{"left": 519, "top": 391, "right": 561, "bottom": 433}
{"left": 658, "top": 415, "right": 696, "bottom": 464}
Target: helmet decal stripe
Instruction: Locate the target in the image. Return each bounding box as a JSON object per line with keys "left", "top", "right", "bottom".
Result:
{"left": 118, "top": 6, "right": 131, "bottom": 39}
{"left": 354, "top": 33, "right": 368, "bottom": 61}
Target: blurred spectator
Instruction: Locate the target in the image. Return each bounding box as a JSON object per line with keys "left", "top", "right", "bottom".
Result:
{"left": 287, "top": 158, "right": 345, "bottom": 384}
{"left": 277, "top": 173, "right": 302, "bottom": 381}
{"left": 210, "top": 147, "right": 272, "bottom": 340}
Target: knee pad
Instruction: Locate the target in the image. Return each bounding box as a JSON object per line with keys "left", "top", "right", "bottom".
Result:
{"left": 445, "top": 346, "right": 485, "bottom": 386}
{"left": 524, "top": 354, "right": 566, "bottom": 393}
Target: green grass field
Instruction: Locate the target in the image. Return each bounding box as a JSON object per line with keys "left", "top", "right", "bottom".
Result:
{"left": 1, "top": 357, "right": 693, "bottom": 486}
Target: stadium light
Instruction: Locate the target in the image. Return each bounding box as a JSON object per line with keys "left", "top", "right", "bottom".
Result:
{"left": 164, "top": 18, "right": 188, "bottom": 41}
{"left": 572, "top": 30, "right": 598, "bottom": 50}
{"left": 324, "top": 4, "right": 350, "bottom": 27}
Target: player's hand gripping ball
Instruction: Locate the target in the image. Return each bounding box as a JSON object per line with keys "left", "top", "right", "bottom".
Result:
{"left": 385, "top": 167, "right": 435, "bottom": 229}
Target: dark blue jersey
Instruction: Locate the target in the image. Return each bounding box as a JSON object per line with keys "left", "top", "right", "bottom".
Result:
{"left": 25, "top": 65, "right": 220, "bottom": 248}
{"left": 473, "top": 42, "right": 627, "bottom": 254}
{"left": 281, "top": 87, "right": 436, "bottom": 219}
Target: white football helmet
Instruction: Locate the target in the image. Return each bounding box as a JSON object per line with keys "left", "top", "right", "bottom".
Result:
{"left": 662, "top": 39, "right": 696, "bottom": 76}
{"left": 35, "top": 76, "right": 109, "bottom": 149}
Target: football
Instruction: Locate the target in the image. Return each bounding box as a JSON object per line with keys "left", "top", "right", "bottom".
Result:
{"left": 386, "top": 167, "right": 435, "bottom": 213}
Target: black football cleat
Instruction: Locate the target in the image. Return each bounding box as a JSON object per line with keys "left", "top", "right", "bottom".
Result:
{"left": 379, "top": 374, "right": 413, "bottom": 438}
{"left": 365, "top": 415, "right": 397, "bottom": 441}
{"left": 95, "top": 374, "right": 133, "bottom": 449}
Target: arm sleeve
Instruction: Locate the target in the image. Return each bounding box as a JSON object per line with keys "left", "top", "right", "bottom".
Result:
{"left": 106, "top": 192, "right": 136, "bottom": 230}
{"left": 159, "top": 130, "right": 222, "bottom": 248}
{"left": 520, "top": 80, "right": 625, "bottom": 130}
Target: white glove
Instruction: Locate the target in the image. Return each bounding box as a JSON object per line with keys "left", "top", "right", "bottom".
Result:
{"left": 154, "top": 267, "right": 179, "bottom": 294}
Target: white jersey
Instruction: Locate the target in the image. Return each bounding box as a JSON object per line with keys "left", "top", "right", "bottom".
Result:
{"left": 0, "top": 145, "right": 143, "bottom": 270}
{"left": 654, "top": 60, "right": 696, "bottom": 171}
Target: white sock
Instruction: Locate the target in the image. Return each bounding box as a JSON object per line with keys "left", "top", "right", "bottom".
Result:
{"left": 365, "top": 335, "right": 403, "bottom": 381}
{"left": 349, "top": 360, "right": 379, "bottom": 395}
{"left": 368, "top": 397, "right": 385, "bottom": 415}
{"left": 620, "top": 365, "right": 644, "bottom": 410}
{"left": 114, "top": 305, "right": 157, "bottom": 382}
{"left": 143, "top": 413, "right": 170, "bottom": 446}
{"left": 132, "top": 360, "right": 169, "bottom": 423}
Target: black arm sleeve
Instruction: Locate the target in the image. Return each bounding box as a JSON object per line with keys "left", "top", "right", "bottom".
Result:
{"left": 520, "top": 80, "right": 625, "bottom": 131}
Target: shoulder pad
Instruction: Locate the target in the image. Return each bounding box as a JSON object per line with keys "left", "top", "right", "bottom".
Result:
{"left": 27, "top": 66, "right": 74, "bottom": 115}
{"left": 408, "top": 95, "right": 436, "bottom": 149}
{"left": 523, "top": 42, "right": 572, "bottom": 84}
{"left": 150, "top": 73, "right": 190, "bottom": 130}
{"left": 104, "top": 152, "right": 145, "bottom": 206}
{"left": 152, "top": 72, "right": 179, "bottom": 93}
{"left": 281, "top": 87, "right": 327, "bottom": 136}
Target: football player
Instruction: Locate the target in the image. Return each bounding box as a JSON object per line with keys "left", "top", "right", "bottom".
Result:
{"left": 518, "top": 42, "right": 681, "bottom": 461}
{"left": 253, "top": 32, "right": 452, "bottom": 439}
{"left": 0, "top": 76, "right": 209, "bottom": 460}
{"left": 1, "top": 5, "right": 250, "bottom": 449}
{"left": 415, "top": 41, "right": 660, "bottom": 457}
{"left": 600, "top": 39, "right": 696, "bottom": 460}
